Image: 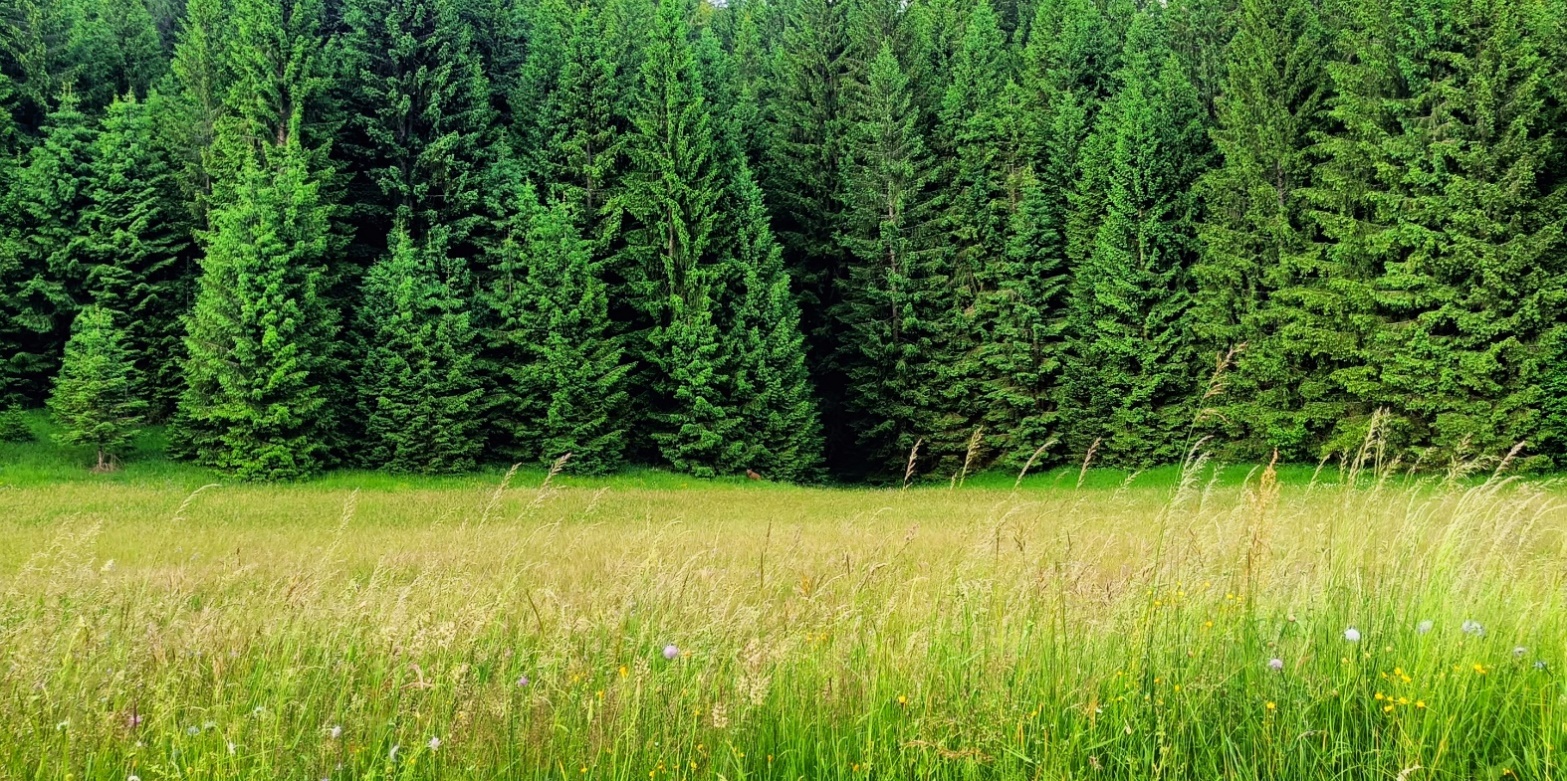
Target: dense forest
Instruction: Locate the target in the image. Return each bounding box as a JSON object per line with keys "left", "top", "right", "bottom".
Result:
{"left": 2, "top": 0, "right": 1566, "bottom": 480}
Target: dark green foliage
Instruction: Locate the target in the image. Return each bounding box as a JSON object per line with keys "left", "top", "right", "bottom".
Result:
{"left": 5, "top": 0, "right": 1567, "bottom": 479}
{"left": 486, "top": 184, "right": 631, "bottom": 473}
{"left": 1058, "top": 11, "right": 1211, "bottom": 466}
{"left": 0, "top": 406, "right": 33, "bottom": 442}
{"left": 1192, "top": 0, "right": 1327, "bottom": 459}
{"left": 335, "top": 0, "right": 501, "bottom": 259}
{"left": 78, "top": 91, "right": 194, "bottom": 418}
{"left": 0, "top": 93, "right": 96, "bottom": 401}
{"left": 837, "top": 42, "right": 952, "bottom": 474}
{"left": 356, "top": 227, "right": 485, "bottom": 473}
{"left": 48, "top": 304, "right": 146, "bottom": 470}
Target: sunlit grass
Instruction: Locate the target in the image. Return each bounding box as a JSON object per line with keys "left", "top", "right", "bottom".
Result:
{"left": 2, "top": 425, "right": 1564, "bottom": 779}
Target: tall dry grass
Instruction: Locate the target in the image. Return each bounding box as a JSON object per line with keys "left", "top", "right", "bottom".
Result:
{"left": 1, "top": 449, "right": 1564, "bottom": 779}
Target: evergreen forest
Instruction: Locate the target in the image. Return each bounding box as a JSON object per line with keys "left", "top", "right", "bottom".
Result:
{"left": 4, "top": 0, "right": 1567, "bottom": 480}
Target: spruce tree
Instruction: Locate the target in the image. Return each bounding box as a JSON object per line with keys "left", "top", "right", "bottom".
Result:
{"left": 335, "top": 0, "right": 501, "bottom": 262}
{"left": 1192, "top": 0, "right": 1327, "bottom": 459}
{"left": 174, "top": 0, "right": 339, "bottom": 481}
{"left": 356, "top": 227, "right": 486, "bottom": 473}
{"left": 837, "top": 42, "right": 951, "bottom": 475}
{"left": 617, "top": 0, "right": 734, "bottom": 475}
{"left": 0, "top": 91, "right": 96, "bottom": 402}
{"left": 48, "top": 304, "right": 146, "bottom": 471}
{"left": 488, "top": 185, "right": 632, "bottom": 473}
{"left": 1058, "top": 10, "right": 1211, "bottom": 466}
{"left": 79, "top": 91, "right": 194, "bottom": 418}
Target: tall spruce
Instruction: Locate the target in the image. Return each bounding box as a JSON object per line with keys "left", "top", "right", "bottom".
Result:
{"left": 487, "top": 185, "right": 632, "bottom": 473}
{"left": 78, "top": 91, "right": 194, "bottom": 418}
{"left": 617, "top": 0, "right": 734, "bottom": 475}
{"left": 837, "top": 42, "right": 952, "bottom": 476}
{"left": 1058, "top": 10, "right": 1212, "bottom": 466}
{"left": 1192, "top": 0, "right": 1327, "bottom": 459}
{"left": 48, "top": 304, "right": 145, "bottom": 470}
{"left": 356, "top": 227, "right": 486, "bottom": 473}
{"left": 174, "top": 0, "right": 339, "bottom": 481}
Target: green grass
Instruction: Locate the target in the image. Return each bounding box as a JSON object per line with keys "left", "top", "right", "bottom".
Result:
{"left": 2, "top": 414, "right": 1563, "bottom": 780}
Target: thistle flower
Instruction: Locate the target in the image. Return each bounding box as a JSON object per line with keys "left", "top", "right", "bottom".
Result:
{"left": 663, "top": 644, "right": 679, "bottom": 660}
{"left": 1461, "top": 620, "right": 1484, "bottom": 637}
{"left": 1416, "top": 620, "right": 1433, "bottom": 634}
{"left": 1344, "top": 627, "right": 1361, "bottom": 642}
{"left": 517, "top": 675, "right": 530, "bottom": 687}
{"left": 1268, "top": 658, "right": 1284, "bottom": 671}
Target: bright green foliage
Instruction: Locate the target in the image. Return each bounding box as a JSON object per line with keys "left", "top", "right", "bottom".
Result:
{"left": 837, "top": 42, "right": 952, "bottom": 475}
{"left": 1058, "top": 11, "right": 1211, "bottom": 466}
{"left": 174, "top": 0, "right": 338, "bottom": 482}
{"left": 47, "top": 304, "right": 145, "bottom": 470}
{"left": 78, "top": 91, "right": 193, "bottom": 418}
{"left": 0, "top": 93, "right": 96, "bottom": 401}
{"left": 335, "top": 0, "right": 501, "bottom": 258}
{"left": 488, "top": 185, "right": 631, "bottom": 474}
{"left": 1192, "top": 0, "right": 1327, "bottom": 459}
{"left": 0, "top": 405, "right": 33, "bottom": 441}
{"left": 356, "top": 228, "right": 485, "bottom": 474}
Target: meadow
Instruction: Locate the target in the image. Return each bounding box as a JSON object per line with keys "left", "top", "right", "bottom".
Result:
{"left": 2, "top": 419, "right": 1565, "bottom": 780}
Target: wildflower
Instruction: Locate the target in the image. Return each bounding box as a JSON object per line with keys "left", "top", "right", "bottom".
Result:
{"left": 1417, "top": 620, "right": 1433, "bottom": 635}
{"left": 517, "top": 675, "right": 530, "bottom": 687}
{"left": 1383, "top": 704, "right": 1394, "bottom": 713}
{"left": 125, "top": 713, "right": 143, "bottom": 729}
{"left": 389, "top": 745, "right": 400, "bottom": 761}
{"left": 428, "top": 737, "right": 441, "bottom": 751}
{"left": 619, "top": 665, "right": 629, "bottom": 678}
{"left": 1344, "top": 627, "right": 1361, "bottom": 643}
{"left": 1415, "top": 700, "right": 1426, "bottom": 709}
{"left": 1473, "top": 664, "right": 1487, "bottom": 675}
{"left": 1265, "top": 701, "right": 1276, "bottom": 711}
{"left": 226, "top": 742, "right": 235, "bottom": 755}
{"left": 129, "top": 776, "right": 140, "bottom": 781}
{"left": 329, "top": 725, "right": 342, "bottom": 740}
{"left": 1534, "top": 661, "right": 1548, "bottom": 671}
{"left": 187, "top": 726, "right": 200, "bottom": 736}
{"left": 1514, "top": 646, "right": 1527, "bottom": 657}
{"left": 1461, "top": 620, "right": 1484, "bottom": 637}
{"left": 1268, "top": 658, "right": 1284, "bottom": 671}
{"left": 663, "top": 645, "right": 679, "bottom": 660}
{"left": 897, "top": 695, "right": 907, "bottom": 706}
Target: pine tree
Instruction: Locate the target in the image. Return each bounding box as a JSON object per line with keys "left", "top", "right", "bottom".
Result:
{"left": 79, "top": 91, "right": 194, "bottom": 418}
{"left": 488, "top": 185, "right": 632, "bottom": 473}
{"left": 356, "top": 227, "right": 486, "bottom": 473}
{"left": 538, "top": 0, "right": 626, "bottom": 243}
{"left": 53, "top": 0, "right": 167, "bottom": 111}
{"left": 48, "top": 304, "right": 146, "bottom": 471}
{"left": 617, "top": 0, "right": 735, "bottom": 475}
{"left": 1192, "top": 0, "right": 1327, "bottom": 459}
{"left": 168, "top": 0, "right": 231, "bottom": 228}
{"left": 174, "top": 0, "right": 339, "bottom": 481}
{"left": 837, "top": 41, "right": 952, "bottom": 475}
{"left": 1058, "top": 10, "right": 1211, "bottom": 466}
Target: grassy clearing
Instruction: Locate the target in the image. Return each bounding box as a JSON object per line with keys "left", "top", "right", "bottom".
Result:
{"left": 2, "top": 421, "right": 1565, "bottom": 779}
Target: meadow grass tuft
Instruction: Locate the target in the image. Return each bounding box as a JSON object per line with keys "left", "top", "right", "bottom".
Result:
{"left": 1, "top": 425, "right": 1564, "bottom": 778}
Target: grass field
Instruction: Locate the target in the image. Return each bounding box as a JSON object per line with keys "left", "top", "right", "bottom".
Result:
{"left": 3, "top": 414, "right": 1566, "bottom": 779}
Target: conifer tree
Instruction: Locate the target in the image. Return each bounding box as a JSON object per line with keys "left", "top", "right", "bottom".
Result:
{"left": 356, "top": 227, "right": 486, "bottom": 473}
{"left": 79, "top": 91, "right": 194, "bottom": 418}
{"left": 48, "top": 304, "right": 145, "bottom": 471}
{"left": 335, "top": 0, "right": 501, "bottom": 262}
{"left": 1058, "top": 10, "right": 1211, "bottom": 465}
{"left": 174, "top": 0, "right": 339, "bottom": 481}
{"left": 618, "top": 0, "right": 734, "bottom": 475}
{"left": 0, "top": 92, "right": 95, "bottom": 401}
{"left": 54, "top": 0, "right": 167, "bottom": 111}
{"left": 168, "top": 0, "right": 231, "bottom": 228}
{"left": 1192, "top": 0, "right": 1327, "bottom": 458}
{"left": 488, "top": 185, "right": 632, "bottom": 473}
{"left": 537, "top": 0, "right": 626, "bottom": 244}
{"left": 837, "top": 42, "right": 952, "bottom": 475}
{"left": 762, "top": 0, "right": 851, "bottom": 387}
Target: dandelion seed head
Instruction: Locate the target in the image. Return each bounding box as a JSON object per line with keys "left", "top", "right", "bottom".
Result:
{"left": 187, "top": 725, "right": 200, "bottom": 736}
{"left": 1416, "top": 620, "right": 1433, "bottom": 634}
{"left": 1534, "top": 660, "right": 1549, "bottom": 670}
{"left": 1461, "top": 620, "right": 1484, "bottom": 636}
{"left": 1344, "top": 627, "right": 1361, "bottom": 642}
